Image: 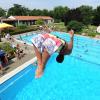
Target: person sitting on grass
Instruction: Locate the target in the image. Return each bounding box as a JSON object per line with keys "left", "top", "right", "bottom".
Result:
{"left": 32, "top": 29, "right": 74, "bottom": 78}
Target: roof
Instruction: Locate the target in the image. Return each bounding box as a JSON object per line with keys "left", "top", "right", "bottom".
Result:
{"left": 2, "top": 16, "right": 53, "bottom": 21}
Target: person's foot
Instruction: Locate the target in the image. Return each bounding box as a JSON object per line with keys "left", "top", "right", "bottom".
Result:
{"left": 35, "top": 67, "right": 43, "bottom": 78}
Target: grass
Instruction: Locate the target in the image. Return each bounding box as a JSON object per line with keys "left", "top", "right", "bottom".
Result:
{"left": 48, "top": 22, "right": 66, "bottom": 32}
{"left": 81, "top": 25, "right": 98, "bottom": 37}
{"left": 49, "top": 22, "right": 100, "bottom": 37}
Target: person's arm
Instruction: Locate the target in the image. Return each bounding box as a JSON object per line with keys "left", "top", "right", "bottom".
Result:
{"left": 60, "top": 30, "right": 74, "bottom": 55}
{"left": 67, "top": 29, "right": 74, "bottom": 54}
{"left": 67, "top": 30, "right": 74, "bottom": 54}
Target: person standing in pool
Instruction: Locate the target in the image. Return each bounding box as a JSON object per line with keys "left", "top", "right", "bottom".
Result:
{"left": 32, "top": 29, "right": 74, "bottom": 78}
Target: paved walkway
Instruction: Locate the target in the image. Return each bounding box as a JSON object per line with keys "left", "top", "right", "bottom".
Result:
{"left": 0, "top": 37, "right": 35, "bottom": 77}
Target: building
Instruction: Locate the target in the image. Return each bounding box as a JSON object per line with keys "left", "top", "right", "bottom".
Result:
{"left": 1, "top": 16, "right": 54, "bottom": 26}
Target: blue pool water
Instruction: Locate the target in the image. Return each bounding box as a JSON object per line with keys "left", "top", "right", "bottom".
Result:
{"left": 0, "top": 32, "right": 100, "bottom": 100}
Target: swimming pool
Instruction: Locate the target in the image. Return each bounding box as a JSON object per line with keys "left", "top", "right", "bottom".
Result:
{"left": 18, "top": 31, "right": 100, "bottom": 65}
{"left": 0, "top": 32, "right": 100, "bottom": 100}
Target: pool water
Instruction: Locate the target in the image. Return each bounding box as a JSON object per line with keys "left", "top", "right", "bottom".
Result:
{"left": 19, "top": 31, "right": 100, "bottom": 65}
{"left": 17, "top": 33, "right": 37, "bottom": 44}
{"left": 14, "top": 55, "right": 100, "bottom": 100}
{"left": 1, "top": 32, "right": 100, "bottom": 100}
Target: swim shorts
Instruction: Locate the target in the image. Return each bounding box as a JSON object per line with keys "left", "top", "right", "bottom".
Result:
{"left": 31, "top": 34, "right": 65, "bottom": 55}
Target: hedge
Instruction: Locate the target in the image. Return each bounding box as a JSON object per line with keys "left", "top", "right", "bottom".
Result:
{"left": 1, "top": 25, "right": 39, "bottom": 36}
{"left": 10, "top": 25, "right": 39, "bottom": 35}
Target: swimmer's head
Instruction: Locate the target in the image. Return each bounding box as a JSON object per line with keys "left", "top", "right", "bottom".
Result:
{"left": 56, "top": 54, "right": 64, "bottom": 63}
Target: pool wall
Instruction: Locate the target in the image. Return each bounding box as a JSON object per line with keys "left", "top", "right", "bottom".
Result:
{"left": 0, "top": 57, "right": 37, "bottom": 100}
{"left": 0, "top": 64, "right": 36, "bottom": 100}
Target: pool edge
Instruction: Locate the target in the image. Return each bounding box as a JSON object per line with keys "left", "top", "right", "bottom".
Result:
{"left": 0, "top": 57, "right": 37, "bottom": 84}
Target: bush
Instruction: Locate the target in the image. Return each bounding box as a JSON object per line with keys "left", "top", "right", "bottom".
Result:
{"left": 54, "top": 19, "right": 61, "bottom": 23}
{"left": 35, "top": 19, "right": 44, "bottom": 25}
{"left": 88, "top": 32, "right": 96, "bottom": 37}
{"left": 67, "top": 20, "right": 83, "bottom": 32}
{"left": 0, "top": 42, "right": 15, "bottom": 54}
{"left": 17, "top": 24, "right": 27, "bottom": 29}
{"left": 10, "top": 25, "right": 39, "bottom": 35}
{"left": 1, "top": 29, "right": 14, "bottom": 37}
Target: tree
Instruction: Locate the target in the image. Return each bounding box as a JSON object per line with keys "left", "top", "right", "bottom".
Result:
{"left": 7, "top": 4, "right": 30, "bottom": 16}
{"left": 42, "top": 9, "right": 49, "bottom": 16}
{"left": 29, "top": 9, "right": 42, "bottom": 16}
{"left": 0, "top": 7, "right": 6, "bottom": 17}
{"left": 53, "top": 6, "right": 69, "bottom": 22}
{"left": 48, "top": 10, "right": 54, "bottom": 17}
{"left": 67, "top": 20, "right": 83, "bottom": 32}
{"left": 64, "top": 8, "right": 83, "bottom": 25}
{"left": 78, "top": 5, "right": 93, "bottom": 25}
{"left": 93, "top": 6, "right": 100, "bottom": 26}
{"left": 35, "top": 19, "right": 44, "bottom": 25}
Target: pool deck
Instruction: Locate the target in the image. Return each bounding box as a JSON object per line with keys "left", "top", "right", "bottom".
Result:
{"left": 0, "top": 37, "right": 35, "bottom": 78}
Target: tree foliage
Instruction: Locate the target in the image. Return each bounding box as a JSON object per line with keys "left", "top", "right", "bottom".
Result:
{"left": 29, "top": 9, "right": 42, "bottom": 16}
{"left": 64, "top": 8, "right": 83, "bottom": 25}
{"left": 78, "top": 5, "right": 94, "bottom": 25}
{"left": 67, "top": 20, "right": 83, "bottom": 32}
{"left": 35, "top": 19, "right": 44, "bottom": 25}
{"left": 93, "top": 6, "right": 100, "bottom": 25}
{"left": 0, "top": 7, "right": 6, "bottom": 17}
{"left": 7, "top": 4, "right": 30, "bottom": 16}
{"left": 53, "top": 6, "right": 69, "bottom": 22}
{"left": 0, "top": 4, "right": 99, "bottom": 26}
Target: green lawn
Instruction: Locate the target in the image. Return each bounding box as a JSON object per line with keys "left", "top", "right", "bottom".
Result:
{"left": 48, "top": 22, "right": 66, "bottom": 32}
{"left": 49, "top": 22, "right": 99, "bottom": 37}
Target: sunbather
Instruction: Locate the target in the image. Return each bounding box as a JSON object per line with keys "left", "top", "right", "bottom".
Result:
{"left": 32, "top": 29, "right": 74, "bottom": 78}
{"left": 15, "top": 44, "right": 25, "bottom": 59}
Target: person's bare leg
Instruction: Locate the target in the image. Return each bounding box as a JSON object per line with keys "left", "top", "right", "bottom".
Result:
{"left": 0, "top": 64, "right": 4, "bottom": 74}
{"left": 33, "top": 44, "right": 43, "bottom": 78}
{"left": 33, "top": 44, "right": 42, "bottom": 66}
{"left": 4, "top": 56, "right": 8, "bottom": 64}
{"left": 35, "top": 48, "right": 50, "bottom": 78}
{"left": 42, "top": 48, "right": 50, "bottom": 68}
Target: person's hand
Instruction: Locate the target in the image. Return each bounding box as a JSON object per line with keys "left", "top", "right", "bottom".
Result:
{"left": 69, "top": 29, "right": 74, "bottom": 38}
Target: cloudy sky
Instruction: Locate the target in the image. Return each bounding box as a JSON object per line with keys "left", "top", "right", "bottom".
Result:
{"left": 0, "top": 0, "right": 100, "bottom": 10}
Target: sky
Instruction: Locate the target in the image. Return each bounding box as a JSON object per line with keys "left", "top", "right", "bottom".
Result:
{"left": 0, "top": 0, "right": 100, "bottom": 10}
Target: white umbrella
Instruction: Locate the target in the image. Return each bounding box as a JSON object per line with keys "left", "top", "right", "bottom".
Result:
{"left": 97, "top": 26, "right": 100, "bottom": 33}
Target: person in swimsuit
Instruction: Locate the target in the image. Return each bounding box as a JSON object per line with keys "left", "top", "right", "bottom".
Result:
{"left": 32, "top": 29, "right": 74, "bottom": 78}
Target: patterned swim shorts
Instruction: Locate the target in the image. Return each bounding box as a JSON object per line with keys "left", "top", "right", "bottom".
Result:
{"left": 31, "top": 34, "right": 64, "bottom": 55}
